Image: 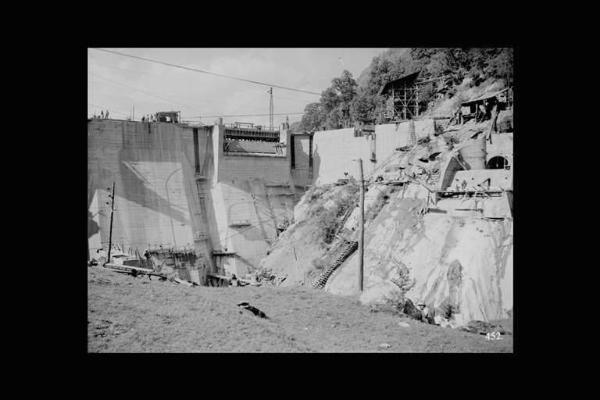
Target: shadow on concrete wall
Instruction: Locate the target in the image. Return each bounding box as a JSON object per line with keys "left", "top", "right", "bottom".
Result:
{"left": 88, "top": 210, "right": 99, "bottom": 239}
{"left": 252, "top": 179, "right": 279, "bottom": 234}
{"left": 116, "top": 157, "right": 191, "bottom": 226}
{"left": 197, "top": 131, "right": 222, "bottom": 258}
{"left": 234, "top": 253, "right": 258, "bottom": 271}
{"left": 235, "top": 224, "right": 267, "bottom": 242}
{"left": 312, "top": 143, "right": 321, "bottom": 185}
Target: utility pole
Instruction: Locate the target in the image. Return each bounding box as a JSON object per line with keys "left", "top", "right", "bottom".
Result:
{"left": 107, "top": 182, "right": 116, "bottom": 265}
{"left": 403, "top": 88, "right": 407, "bottom": 120}
{"left": 132, "top": 105, "right": 135, "bottom": 121}
{"left": 415, "top": 86, "right": 419, "bottom": 118}
{"left": 357, "top": 158, "right": 364, "bottom": 292}
{"left": 268, "top": 87, "right": 274, "bottom": 131}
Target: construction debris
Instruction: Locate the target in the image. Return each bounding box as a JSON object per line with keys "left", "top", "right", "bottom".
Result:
{"left": 237, "top": 302, "right": 269, "bottom": 319}
{"left": 206, "top": 273, "right": 231, "bottom": 287}
{"left": 459, "top": 320, "right": 508, "bottom": 336}
{"left": 400, "top": 298, "right": 424, "bottom": 321}
{"left": 171, "top": 277, "right": 195, "bottom": 287}
{"left": 104, "top": 263, "right": 154, "bottom": 275}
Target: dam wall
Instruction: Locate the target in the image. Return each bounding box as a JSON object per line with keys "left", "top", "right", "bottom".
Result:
{"left": 290, "top": 133, "right": 313, "bottom": 188}
{"left": 311, "top": 119, "right": 435, "bottom": 185}
{"left": 210, "top": 125, "right": 297, "bottom": 276}
{"left": 87, "top": 120, "right": 210, "bottom": 260}
{"left": 312, "top": 128, "right": 375, "bottom": 185}
{"left": 88, "top": 119, "right": 301, "bottom": 277}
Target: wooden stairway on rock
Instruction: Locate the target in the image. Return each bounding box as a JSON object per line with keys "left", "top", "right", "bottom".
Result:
{"left": 312, "top": 240, "right": 358, "bottom": 289}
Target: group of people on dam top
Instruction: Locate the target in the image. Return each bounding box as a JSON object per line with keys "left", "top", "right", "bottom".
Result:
{"left": 91, "top": 110, "right": 110, "bottom": 119}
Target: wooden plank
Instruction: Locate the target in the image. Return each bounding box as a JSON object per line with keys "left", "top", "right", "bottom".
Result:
{"left": 173, "top": 278, "right": 194, "bottom": 287}
{"left": 104, "top": 263, "right": 154, "bottom": 274}
{"left": 207, "top": 273, "right": 230, "bottom": 280}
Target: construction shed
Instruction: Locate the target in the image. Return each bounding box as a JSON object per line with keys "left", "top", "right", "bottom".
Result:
{"left": 460, "top": 88, "right": 512, "bottom": 122}
{"left": 155, "top": 111, "right": 181, "bottom": 123}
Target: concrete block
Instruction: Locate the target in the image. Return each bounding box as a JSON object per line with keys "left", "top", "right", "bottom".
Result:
{"left": 482, "top": 194, "right": 511, "bottom": 219}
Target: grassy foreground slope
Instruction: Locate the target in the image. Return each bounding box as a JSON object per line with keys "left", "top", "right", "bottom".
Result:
{"left": 88, "top": 267, "right": 512, "bottom": 353}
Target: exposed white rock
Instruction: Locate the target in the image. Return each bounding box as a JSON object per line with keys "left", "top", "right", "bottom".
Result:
{"left": 327, "top": 183, "right": 513, "bottom": 327}
{"left": 359, "top": 281, "right": 402, "bottom": 306}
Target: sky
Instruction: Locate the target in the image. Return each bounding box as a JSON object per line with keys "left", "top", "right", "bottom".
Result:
{"left": 88, "top": 48, "right": 387, "bottom": 127}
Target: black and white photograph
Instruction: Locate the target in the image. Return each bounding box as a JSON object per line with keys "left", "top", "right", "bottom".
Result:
{"left": 87, "top": 47, "right": 514, "bottom": 353}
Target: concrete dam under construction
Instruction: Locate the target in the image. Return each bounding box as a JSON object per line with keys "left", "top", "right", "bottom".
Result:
{"left": 87, "top": 116, "right": 432, "bottom": 280}
{"left": 87, "top": 48, "right": 515, "bottom": 352}
{"left": 87, "top": 115, "right": 441, "bottom": 278}
{"left": 88, "top": 118, "right": 311, "bottom": 280}
{"left": 88, "top": 111, "right": 513, "bottom": 327}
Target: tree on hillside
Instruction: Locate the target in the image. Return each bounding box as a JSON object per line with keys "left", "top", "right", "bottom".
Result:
{"left": 299, "top": 102, "right": 325, "bottom": 132}
{"left": 298, "top": 48, "right": 514, "bottom": 128}
{"left": 332, "top": 70, "right": 358, "bottom": 103}
{"left": 350, "top": 92, "right": 376, "bottom": 123}
{"left": 484, "top": 48, "right": 513, "bottom": 86}
{"left": 319, "top": 70, "right": 358, "bottom": 129}
{"left": 365, "top": 57, "right": 396, "bottom": 96}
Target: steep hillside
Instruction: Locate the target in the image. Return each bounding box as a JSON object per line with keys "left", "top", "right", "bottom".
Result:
{"left": 258, "top": 82, "right": 513, "bottom": 328}
{"left": 298, "top": 47, "right": 513, "bottom": 132}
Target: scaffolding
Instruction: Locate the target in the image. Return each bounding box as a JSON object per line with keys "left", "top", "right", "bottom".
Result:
{"left": 379, "top": 72, "right": 421, "bottom": 122}
{"left": 379, "top": 72, "right": 452, "bottom": 122}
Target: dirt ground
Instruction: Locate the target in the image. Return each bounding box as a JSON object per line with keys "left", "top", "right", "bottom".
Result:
{"left": 88, "top": 267, "right": 513, "bottom": 353}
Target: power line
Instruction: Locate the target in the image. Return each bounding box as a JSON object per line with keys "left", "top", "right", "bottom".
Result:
{"left": 89, "top": 72, "right": 200, "bottom": 111}
{"left": 91, "top": 54, "right": 317, "bottom": 103}
{"left": 88, "top": 56, "right": 160, "bottom": 77}
{"left": 91, "top": 57, "right": 314, "bottom": 102}
{"left": 90, "top": 72, "right": 308, "bottom": 119}
{"left": 89, "top": 73, "right": 310, "bottom": 120}
{"left": 93, "top": 48, "right": 322, "bottom": 96}
{"left": 187, "top": 112, "right": 304, "bottom": 119}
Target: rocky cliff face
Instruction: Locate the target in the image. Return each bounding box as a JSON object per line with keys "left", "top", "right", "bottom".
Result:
{"left": 260, "top": 178, "right": 513, "bottom": 326}
{"left": 258, "top": 107, "right": 513, "bottom": 327}
{"left": 325, "top": 185, "right": 513, "bottom": 326}
{"left": 259, "top": 183, "right": 359, "bottom": 287}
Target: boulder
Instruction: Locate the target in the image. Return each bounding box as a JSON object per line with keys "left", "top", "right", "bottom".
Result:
{"left": 401, "top": 298, "right": 423, "bottom": 321}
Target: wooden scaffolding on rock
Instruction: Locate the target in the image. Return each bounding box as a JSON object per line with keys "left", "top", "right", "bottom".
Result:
{"left": 379, "top": 71, "right": 421, "bottom": 121}
{"left": 379, "top": 72, "right": 452, "bottom": 122}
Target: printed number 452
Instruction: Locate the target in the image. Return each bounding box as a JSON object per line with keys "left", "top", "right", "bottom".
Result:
{"left": 486, "top": 331, "right": 503, "bottom": 341}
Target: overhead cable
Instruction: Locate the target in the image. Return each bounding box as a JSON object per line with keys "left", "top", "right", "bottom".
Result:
{"left": 93, "top": 48, "right": 322, "bottom": 95}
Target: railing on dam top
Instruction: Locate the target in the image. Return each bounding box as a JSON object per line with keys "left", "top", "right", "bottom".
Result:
{"left": 224, "top": 127, "right": 280, "bottom": 143}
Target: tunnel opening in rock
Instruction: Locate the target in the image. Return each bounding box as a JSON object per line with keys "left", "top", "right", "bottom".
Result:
{"left": 487, "top": 156, "right": 509, "bottom": 170}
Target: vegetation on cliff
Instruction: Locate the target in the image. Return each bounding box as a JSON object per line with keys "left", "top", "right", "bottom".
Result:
{"left": 292, "top": 48, "right": 513, "bottom": 132}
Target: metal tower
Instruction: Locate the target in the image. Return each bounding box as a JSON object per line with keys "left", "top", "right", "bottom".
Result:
{"left": 268, "top": 87, "right": 274, "bottom": 130}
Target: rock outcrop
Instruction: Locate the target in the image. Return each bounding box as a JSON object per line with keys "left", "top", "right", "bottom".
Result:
{"left": 258, "top": 105, "right": 513, "bottom": 327}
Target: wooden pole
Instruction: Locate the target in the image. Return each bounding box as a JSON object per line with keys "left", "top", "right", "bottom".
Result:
{"left": 415, "top": 86, "right": 419, "bottom": 117}
{"left": 107, "top": 181, "right": 115, "bottom": 265}
{"left": 403, "top": 88, "right": 407, "bottom": 120}
{"left": 357, "top": 159, "right": 364, "bottom": 292}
